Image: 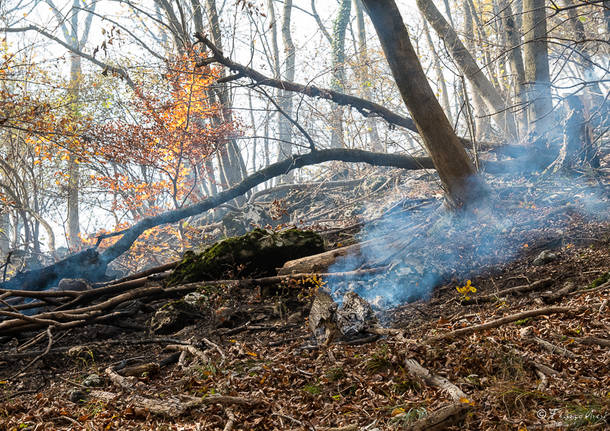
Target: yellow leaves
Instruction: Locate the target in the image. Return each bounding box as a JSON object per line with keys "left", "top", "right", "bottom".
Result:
{"left": 460, "top": 397, "right": 475, "bottom": 406}
{"left": 456, "top": 280, "right": 476, "bottom": 301}
{"left": 391, "top": 407, "right": 405, "bottom": 416}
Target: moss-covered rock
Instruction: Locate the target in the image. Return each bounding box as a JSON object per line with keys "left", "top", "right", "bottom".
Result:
{"left": 167, "top": 228, "right": 324, "bottom": 286}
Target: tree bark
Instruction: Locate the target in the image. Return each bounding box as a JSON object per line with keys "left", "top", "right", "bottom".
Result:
{"left": 276, "top": 0, "right": 296, "bottom": 181}
{"left": 361, "top": 0, "right": 485, "bottom": 208}
{"left": 462, "top": 0, "right": 492, "bottom": 141}
{"left": 416, "top": 0, "right": 518, "bottom": 140}
{"left": 329, "top": 0, "right": 351, "bottom": 148}
{"left": 421, "top": 18, "right": 452, "bottom": 126}
{"left": 204, "top": 0, "right": 246, "bottom": 189}
{"left": 522, "top": 0, "right": 553, "bottom": 136}
{"left": 354, "top": 0, "right": 382, "bottom": 152}
{"left": 501, "top": 0, "right": 528, "bottom": 136}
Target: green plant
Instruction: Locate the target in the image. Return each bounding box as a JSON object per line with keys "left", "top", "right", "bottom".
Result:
{"left": 303, "top": 383, "right": 322, "bottom": 395}
{"left": 588, "top": 272, "right": 609, "bottom": 289}
{"left": 366, "top": 345, "right": 392, "bottom": 372}
{"left": 389, "top": 406, "right": 428, "bottom": 425}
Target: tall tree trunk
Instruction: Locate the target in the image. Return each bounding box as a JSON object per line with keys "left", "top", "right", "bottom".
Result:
{"left": 522, "top": 0, "right": 553, "bottom": 136}
{"left": 463, "top": 0, "right": 492, "bottom": 141}
{"left": 563, "top": 0, "right": 603, "bottom": 96}
{"left": 603, "top": 0, "right": 610, "bottom": 37}
{"left": 191, "top": 0, "right": 218, "bottom": 197}
{"left": 277, "top": 0, "right": 295, "bottom": 181}
{"left": 501, "top": 0, "right": 528, "bottom": 136}
{"left": 66, "top": 0, "right": 83, "bottom": 249}
{"left": 421, "top": 18, "right": 452, "bottom": 126}
{"left": 329, "top": 0, "right": 351, "bottom": 148}
{"left": 361, "top": 0, "right": 485, "bottom": 208}
{"left": 205, "top": 0, "right": 246, "bottom": 189}
{"left": 0, "top": 210, "right": 9, "bottom": 256}
{"left": 416, "top": 0, "right": 517, "bottom": 140}
{"left": 354, "top": 0, "right": 382, "bottom": 151}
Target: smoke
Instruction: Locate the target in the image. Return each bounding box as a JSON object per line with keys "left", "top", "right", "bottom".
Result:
{"left": 327, "top": 138, "right": 609, "bottom": 308}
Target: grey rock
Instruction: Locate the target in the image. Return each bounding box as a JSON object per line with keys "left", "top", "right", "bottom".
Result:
{"left": 82, "top": 373, "right": 102, "bottom": 387}
{"left": 533, "top": 250, "right": 558, "bottom": 266}
{"left": 57, "top": 278, "right": 91, "bottom": 292}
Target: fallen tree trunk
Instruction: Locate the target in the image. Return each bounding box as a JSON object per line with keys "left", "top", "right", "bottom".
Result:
{"left": 278, "top": 242, "right": 364, "bottom": 275}
{"left": 0, "top": 148, "right": 432, "bottom": 292}
{"left": 0, "top": 248, "right": 106, "bottom": 292}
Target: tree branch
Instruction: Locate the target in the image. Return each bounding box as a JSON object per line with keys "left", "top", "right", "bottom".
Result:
{"left": 194, "top": 32, "right": 419, "bottom": 133}
{"left": 99, "top": 148, "right": 434, "bottom": 264}
{"left": 1, "top": 25, "right": 134, "bottom": 88}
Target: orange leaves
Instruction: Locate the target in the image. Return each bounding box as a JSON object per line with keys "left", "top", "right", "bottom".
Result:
{"left": 88, "top": 52, "right": 234, "bottom": 223}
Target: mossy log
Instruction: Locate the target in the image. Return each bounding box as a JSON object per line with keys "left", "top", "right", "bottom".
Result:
{"left": 166, "top": 228, "right": 324, "bottom": 285}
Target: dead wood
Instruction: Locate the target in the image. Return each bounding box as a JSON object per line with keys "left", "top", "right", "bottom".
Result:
{"left": 166, "top": 344, "right": 210, "bottom": 363}
{"left": 105, "top": 366, "right": 139, "bottom": 392}
{"left": 278, "top": 237, "right": 379, "bottom": 275}
{"left": 508, "top": 347, "right": 559, "bottom": 376}
{"left": 541, "top": 281, "right": 577, "bottom": 303}
{"left": 1, "top": 269, "right": 384, "bottom": 337}
{"left": 529, "top": 336, "right": 577, "bottom": 359}
{"left": 119, "top": 362, "right": 160, "bottom": 377}
{"left": 519, "top": 327, "right": 577, "bottom": 359}
{"left": 10, "top": 326, "right": 53, "bottom": 380}
{"left": 0, "top": 149, "right": 432, "bottom": 293}
{"left": 0, "top": 248, "right": 106, "bottom": 294}
{"left": 405, "top": 402, "right": 471, "bottom": 431}
{"left": 404, "top": 358, "right": 467, "bottom": 402}
{"left": 223, "top": 408, "right": 236, "bottom": 431}
{"left": 425, "top": 306, "right": 582, "bottom": 344}
{"left": 461, "top": 278, "right": 553, "bottom": 305}
{"left": 573, "top": 336, "right": 610, "bottom": 348}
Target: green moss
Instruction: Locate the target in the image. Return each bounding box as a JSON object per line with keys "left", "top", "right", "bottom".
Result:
{"left": 588, "top": 272, "right": 609, "bottom": 289}
{"left": 167, "top": 228, "right": 324, "bottom": 286}
{"left": 303, "top": 383, "right": 322, "bottom": 395}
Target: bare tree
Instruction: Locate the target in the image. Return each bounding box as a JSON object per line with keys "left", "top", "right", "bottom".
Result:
{"left": 361, "top": 0, "right": 485, "bottom": 208}
{"left": 416, "top": 0, "right": 518, "bottom": 140}
{"left": 522, "top": 0, "right": 553, "bottom": 136}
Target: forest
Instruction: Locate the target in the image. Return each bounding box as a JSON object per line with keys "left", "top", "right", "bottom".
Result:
{"left": 0, "top": 0, "right": 609, "bottom": 429}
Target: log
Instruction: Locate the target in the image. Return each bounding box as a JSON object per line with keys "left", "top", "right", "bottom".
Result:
{"left": 404, "top": 358, "right": 467, "bottom": 402}
{"left": 278, "top": 242, "right": 364, "bottom": 275}
{"left": 425, "top": 306, "right": 581, "bottom": 344}
{"left": 406, "top": 402, "right": 471, "bottom": 431}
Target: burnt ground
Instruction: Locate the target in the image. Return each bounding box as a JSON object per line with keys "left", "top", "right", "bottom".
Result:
{"left": 0, "top": 169, "right": 609, "bottom": 431}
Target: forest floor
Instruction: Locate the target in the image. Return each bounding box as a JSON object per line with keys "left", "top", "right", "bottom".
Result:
{"left": 1, "top": 167, "right": 609, "bottom": 430}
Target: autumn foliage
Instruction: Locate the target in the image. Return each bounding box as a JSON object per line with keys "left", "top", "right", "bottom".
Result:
{"left": 84, "top": 55, "right": 235, "bottom": 268}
